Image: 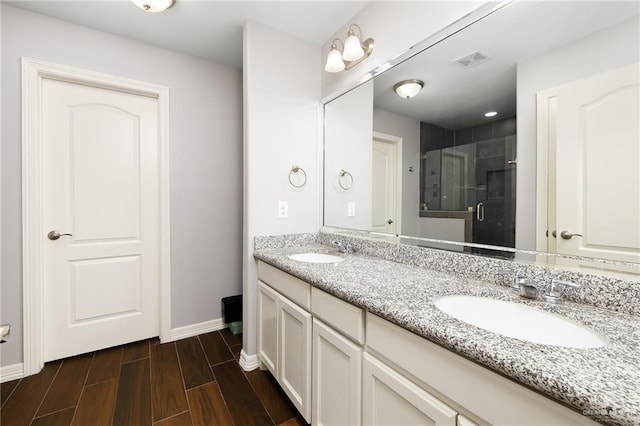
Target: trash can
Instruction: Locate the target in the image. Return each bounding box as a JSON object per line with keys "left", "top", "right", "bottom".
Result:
{"left": 221, "top": 295, "right": 242, "bottom": 335}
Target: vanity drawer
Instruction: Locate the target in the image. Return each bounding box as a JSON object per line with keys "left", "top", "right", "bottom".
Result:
{"left": 366, "top": 313, "right": 597, "bottom": 425}
{"left": 257, "top": 261, "right": 311, "bottom": 310}
{"left": 311, "top": 287, "right": 364, "bottom": 344}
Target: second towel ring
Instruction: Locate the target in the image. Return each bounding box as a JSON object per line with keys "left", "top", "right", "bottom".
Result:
{"left": 289, "top": 165, "right": 307, "bottom": 188}
{"left": 338, "top": 169, "right": 353, "bottom": 190}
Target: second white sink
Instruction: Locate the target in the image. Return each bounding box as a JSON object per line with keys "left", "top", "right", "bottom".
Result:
{"left": 288, "top": 253, "right": 344, "bottom": 264}
{"left": 434, "top": 295, "right": 606, "bottom": 349}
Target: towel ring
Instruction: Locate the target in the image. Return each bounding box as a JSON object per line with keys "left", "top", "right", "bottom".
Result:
{"left": 338, "top": 169, "right": 353, "bottom": 190}
{"left": 289, "top": 165, "right": 307, "bottom": 188}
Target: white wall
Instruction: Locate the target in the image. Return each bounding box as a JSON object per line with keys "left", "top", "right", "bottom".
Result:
{"left": 1, "top": 5, "right": 243, "bottom": 367}
{"left": 325, "top": 81, "right": 373, "bottom": 230}
{"left": 516, "top": 17, "right": 640, "bottom": 250}
{"left": 321, "top": 1, "right": 482, "bottom": 99}
{"left": 242, "top": 21, "right": 321, "bottom": 365}
{"left": 373, "top": 108, "right": 420, "bottom": 237}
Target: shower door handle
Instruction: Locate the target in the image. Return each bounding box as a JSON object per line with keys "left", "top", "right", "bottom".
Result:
{"left": 476, "top": 203, "right": 484, "bottom": 222}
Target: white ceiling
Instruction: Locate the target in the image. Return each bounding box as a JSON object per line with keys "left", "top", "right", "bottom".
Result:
{"left": 372, "top": 1, "right": 639, "bottom": 130}
{"left": 4, "top": 0, "right": 368, "bottom": 69}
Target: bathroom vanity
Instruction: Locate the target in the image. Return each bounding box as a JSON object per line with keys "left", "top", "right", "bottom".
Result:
{"left": 253, "top": 234, "right": 640, "bottom": 426}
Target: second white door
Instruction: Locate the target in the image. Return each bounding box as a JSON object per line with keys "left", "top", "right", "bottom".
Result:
{"left": 372, "top": 134, "right": 401, "bottom": 234}
{"left": 42, "top": 78, "right": 161, "bottom": 361}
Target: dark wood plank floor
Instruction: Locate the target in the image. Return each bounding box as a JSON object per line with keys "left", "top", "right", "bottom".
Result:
{"left": 0, "top": 329, "right": 307, "bottom": 426}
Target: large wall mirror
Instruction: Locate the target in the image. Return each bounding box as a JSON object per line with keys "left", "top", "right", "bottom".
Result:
{"left": 324, "top": 0, "right": 640, "bottom": 268}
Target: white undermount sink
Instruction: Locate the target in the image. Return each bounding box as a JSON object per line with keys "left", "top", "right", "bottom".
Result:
{"left": 288, "top": 253, "right": 344, "bottom": 264}
{"left": 434, "top": 295, "right": 607, "bottom": 349}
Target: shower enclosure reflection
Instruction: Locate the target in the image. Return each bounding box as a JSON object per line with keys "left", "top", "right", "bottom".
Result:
{"left": 420, "top": 118, "right": 516, "bottom": 252}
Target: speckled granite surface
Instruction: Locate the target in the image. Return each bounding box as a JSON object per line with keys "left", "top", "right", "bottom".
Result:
{"left": 254, "top": 233, "right": 318, "bottom": 251}
{"left": 254, "top": 241, "right": 640, "bottom": 426}
{"left": 316, "top": 231, "right": 640, "bottom": 316}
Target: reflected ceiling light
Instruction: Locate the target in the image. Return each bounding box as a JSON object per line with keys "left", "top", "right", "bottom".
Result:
{"left": 131, "top": 0, "right": 175, "bottom": 12}
{"left": 484, "top": 111, "right": 498, "bottom": 117}
{"left": 393, "top": 80, "right": 424, "bottom": 99}
{"left": 324, "top": 24, "right": 374, "bottom": 73}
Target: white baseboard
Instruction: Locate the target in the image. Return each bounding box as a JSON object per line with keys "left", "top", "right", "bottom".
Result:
{"left": 1, "top": 363, "right": 24, "bottom": 383}
{"left": 169, "top": 318, "right": 226, "bottom": 341}
{"left": 239, "top": 349, "right": 259, "bottom": 371}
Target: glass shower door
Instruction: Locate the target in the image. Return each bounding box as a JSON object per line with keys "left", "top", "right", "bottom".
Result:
{"left": 472, "top": 135, "right": 517, "bottom": 251}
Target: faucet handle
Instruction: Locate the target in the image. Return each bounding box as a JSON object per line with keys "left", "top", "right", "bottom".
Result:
{"left": 495, "top": 269, "right": 520, "bottom": 290}
{"left": 543, "top": 279, "right": 580, "bottom": 303}
{"left": 332, "top": 240, "right": 347, "bottom": 253}
{"left": 331, "top": 240, "right": 354, "bottom": 254}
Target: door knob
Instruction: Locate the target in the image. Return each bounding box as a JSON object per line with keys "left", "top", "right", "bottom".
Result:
{"left": 48, "top": 230, "right": 73, "bottom": 241}
{"left": 387, "top": 219, "right": 394, "bottom": 224}
{"left": 560, "top": 230, "right": 583, "bottom": 240}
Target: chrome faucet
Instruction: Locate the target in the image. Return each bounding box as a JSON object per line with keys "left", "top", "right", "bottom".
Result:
{"left": 497, "top": 270, "right": 536, "bottom": 296}
{"left": 332, "top": 240, "right": 354, "bottom": 254}
{"left": 518, "top": 279, "right": 539, "bottom": 300}
{"left": 542, "top": 279, "right": 580, "bottom": 303}
{"left": 500, "top": 271, "right": 580, "bottom": 303}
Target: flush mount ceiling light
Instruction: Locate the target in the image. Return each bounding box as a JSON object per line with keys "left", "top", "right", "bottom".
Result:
{"left": 484, "top": 111, "right": 498, "bottom": 117}
{"left": 131, "top": 0, "right": 175, "bottom": 12}
{"left": 393, "top": 79, "right": 424, "bottom": 99}
{"left": 324, "top": 24, "right": 374, "bottom": 73}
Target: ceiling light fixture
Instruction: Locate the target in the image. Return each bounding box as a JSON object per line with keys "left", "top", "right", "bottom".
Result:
{"left": 393, "top": 80, "right": 424, "bottom": 99}
{"left": 324, "top": 24, "right": 374, "bottom": 73}
{"left": 484, "top": 111, "right": 498, "bottom": 117}
{"left": 131, "top": 0, "right": 175, "bottom": 13}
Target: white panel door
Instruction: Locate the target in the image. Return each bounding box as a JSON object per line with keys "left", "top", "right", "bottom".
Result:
{"left": 312, "top": 318, "right": 362, "bottom": 426}
{"left": 362, "top": 353, "right": 458, "bottom": 426}
{"left": 279, "top": 296, "right": 312, "bottom": 422}
{"left": 555, "top": 63, "right": 640, "bottom": 262}
{"left": 372, "top": 138, "right": 398, "bottom": 234}
{"left": 42, "top": 78, "right": 160, "bottom": 361}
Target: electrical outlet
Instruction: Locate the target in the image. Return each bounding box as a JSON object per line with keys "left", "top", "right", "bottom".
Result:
{"left": 278, "top": 201, "right": 288, "bottom": 218}
{"left": 347, "top": 202, "right": 356, "bottom": 217}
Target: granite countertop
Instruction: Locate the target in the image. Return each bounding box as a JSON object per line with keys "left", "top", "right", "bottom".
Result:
{"left": 254, "top": 243, "right": 640, "bottom": 426}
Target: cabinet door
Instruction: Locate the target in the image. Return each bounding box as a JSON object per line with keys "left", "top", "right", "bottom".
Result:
{"left": 279, "top": 295, "right": 312, "bottom": 422}
{"left": 312, "top": 319, "right": 362, "bottom": 426}
{"left": 363, "top": 353, "right": 458, "bottom": 426}
{"left": 257, "top": 281, "right": 278, "bottom": 375}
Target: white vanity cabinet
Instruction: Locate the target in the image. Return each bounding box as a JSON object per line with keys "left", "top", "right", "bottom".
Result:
{"left": 311, "top": 286, "right": 364, "bottom": 426}
{"left": 257, "top": 262, "right": 312, "bottom": 422}
{"left": 257, "top": 261, "right": 365, "bottom": 426}
{"left": 257, "top": 260, "right": 597, "bottom": 426}
{"left": 362, "top": 352, "right": 458, "bottom": 426}
{"left": 366, "top": 313, "right": 598, "bottom": 426}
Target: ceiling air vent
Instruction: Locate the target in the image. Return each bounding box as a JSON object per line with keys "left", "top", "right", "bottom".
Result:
{"left": 452, "top": 50, "right": 491, "bottom": 69}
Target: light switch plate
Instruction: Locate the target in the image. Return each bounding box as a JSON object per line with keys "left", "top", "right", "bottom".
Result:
{"left": 347, "top": 202, "right": 356, "bottom": 217}
{"left": 278, "top": 201, "right": 288, "bottom": 218}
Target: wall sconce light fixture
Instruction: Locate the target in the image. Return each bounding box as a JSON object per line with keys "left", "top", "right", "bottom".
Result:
{"left": 393, "top": 79, "right": 424, "bottom": 99}
{"left": 324, "top": 24, "right": 374, "bottom": 73}
{"left": 131, "top": 0, "right": 175, "bottom": 12}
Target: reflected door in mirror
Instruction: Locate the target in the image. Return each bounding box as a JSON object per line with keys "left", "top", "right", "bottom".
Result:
{"left": 542, "top": 62, "right": 640, "bottom": 263}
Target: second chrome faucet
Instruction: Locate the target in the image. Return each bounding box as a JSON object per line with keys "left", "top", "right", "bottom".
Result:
{"left": 504, "top": 271, "right": 580, "bottom": 303}
{"left": 332, "top": 240, "right": 355, "bottom": 254}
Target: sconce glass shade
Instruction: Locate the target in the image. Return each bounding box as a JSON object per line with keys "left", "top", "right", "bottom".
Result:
{"left": 131, "top": 0, "right": 175, "bottom": 12}
{"left": 393, "top": 79, "right": 424, "bottom": 99}
{"left": 325, "top": 45, "right": 346, "bottom": 73}
{"left": 343, "top": 32, "right": 365, "bottom": 61}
